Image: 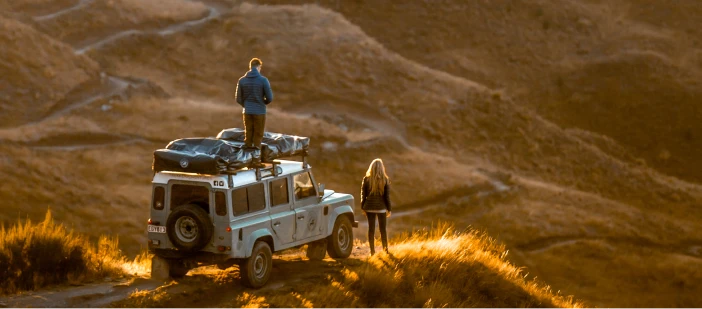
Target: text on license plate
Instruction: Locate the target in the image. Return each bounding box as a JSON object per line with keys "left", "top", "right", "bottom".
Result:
{"left": 148, "top": 225, "right": 166, "bottom": 233}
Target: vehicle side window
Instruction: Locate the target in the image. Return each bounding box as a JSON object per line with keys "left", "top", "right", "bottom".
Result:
{"left": 248, "top": 183, "right": 266, "bottom": 212}
{"left": 231, "top": 183, "right": 266, "bottom": 216}
{"left": 215, "top": 191, "right": 227, "bottom": 216}
{"left": 232, "top": 187, "right": 248, "bottom": 215}
{"left": 293, "top": 172, "right": 317, "bottom": 200}
{"left": 270, "top": 177, "right": 289, "bottom": 207}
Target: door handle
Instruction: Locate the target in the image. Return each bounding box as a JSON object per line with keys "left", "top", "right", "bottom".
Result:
{"left": 297, "top": 216, "right": 305, "bottom": 220}
{"left": 273, "top": 221, "right": 281, "bottom": 226}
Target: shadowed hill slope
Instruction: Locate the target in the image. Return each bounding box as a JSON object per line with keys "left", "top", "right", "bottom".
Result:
{"left": 262, "top": 0, "right": 702, "bottom": 184}
{"left": 0, "top": 16, "right": 100, "bottom": 127}
{"left": 87, "top": 2, "right": 702, "bottom": 221}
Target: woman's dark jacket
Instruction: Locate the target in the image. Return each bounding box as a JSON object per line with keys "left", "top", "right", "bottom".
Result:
{"left": 360, "top": 176, "right": 392, "bottom": 212}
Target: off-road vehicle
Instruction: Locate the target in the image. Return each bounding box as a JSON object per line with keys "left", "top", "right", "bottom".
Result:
{"left": 147, "top": 130, "right": 358, "bottom": 288}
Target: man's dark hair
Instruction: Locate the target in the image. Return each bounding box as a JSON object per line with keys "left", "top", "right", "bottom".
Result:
{"left": 249, "top": 58, "right": 263, "bottom": 69}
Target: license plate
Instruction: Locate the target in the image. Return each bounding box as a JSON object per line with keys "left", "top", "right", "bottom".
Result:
{"left": 148, "top": 225, "right": 166, "bottom": 233}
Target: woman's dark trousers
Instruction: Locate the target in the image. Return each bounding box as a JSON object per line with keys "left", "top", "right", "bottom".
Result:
{"left": 366, "top": 212, "right": 388, "bottom": 254}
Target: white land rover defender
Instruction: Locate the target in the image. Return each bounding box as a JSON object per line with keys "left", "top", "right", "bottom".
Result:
{"left": 148, "top": 150, "right": 358, "bottom": 288}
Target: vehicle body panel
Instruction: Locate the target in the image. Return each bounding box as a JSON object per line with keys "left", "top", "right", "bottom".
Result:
{"left": 148, "top": 160, "right": 355, "bottom": 260}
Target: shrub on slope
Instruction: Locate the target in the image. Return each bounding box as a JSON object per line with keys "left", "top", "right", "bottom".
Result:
{"left": 0, "top": 210, "right": 125, "bottom": 294}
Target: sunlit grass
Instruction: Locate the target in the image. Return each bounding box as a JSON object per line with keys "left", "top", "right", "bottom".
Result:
{"left": 119, "top": 222, "right": 583, "bottom": 308}
{"left": 0, "top": 210, "right": 146, "bottom": 294}
{"left": 120, "top": 250, "right": 152, "bottom": 277}
{"left": 354, "top": 222, "right": 583, "bottom": 308}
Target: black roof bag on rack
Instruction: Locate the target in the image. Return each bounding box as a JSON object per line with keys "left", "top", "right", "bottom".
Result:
{"left": 216, "top": 128, "right": 310, "bottom": 161}
{"left": 152, "top": 129, "right": 309, "bottom": 174}
{"left": 153, "top": 138, "right": 261, "bottom": 174}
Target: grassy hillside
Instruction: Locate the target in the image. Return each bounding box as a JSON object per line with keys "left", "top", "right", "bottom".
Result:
{"left": 0, "top": 0, "right": 700, "bottom": 306}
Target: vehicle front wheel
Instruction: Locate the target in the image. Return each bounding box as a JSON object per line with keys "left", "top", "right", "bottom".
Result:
{"left": 327, "top": 215, "right": 353, "bottom": 258}
{"left": 240, "top": 241, "right": 273, "bottom": 288}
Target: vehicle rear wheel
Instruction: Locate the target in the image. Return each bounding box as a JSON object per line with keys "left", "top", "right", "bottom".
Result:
{"left": 166, "top": 204, "right": 213, "bottom": 253}
{"left": 327, "top": 215, "right": 353, "bottom": 258}
{"left": 240, "top": 241, "right": 273, "bottom": 288}
{"left": 306, "top": 239, "right": 327, "bottom": 261}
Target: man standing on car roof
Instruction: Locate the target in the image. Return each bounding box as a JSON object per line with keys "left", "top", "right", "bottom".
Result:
{"left": 235, "top": 58, "right": 274, "bottom": 150}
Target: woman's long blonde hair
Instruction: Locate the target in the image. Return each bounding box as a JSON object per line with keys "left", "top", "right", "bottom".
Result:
{"left": 365, "top": 158, "right": 389, "bottom": 195}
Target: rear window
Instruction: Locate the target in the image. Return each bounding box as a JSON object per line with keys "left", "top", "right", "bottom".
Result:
{"left": 170, "top": 184, "right": 209, "bottom": 212}
{"left": 231, "top": 183, "right": 266, "bottom": 216}
{"left": 270, "top": 178, "right": 289, "bottom": 207}
{"left": 215, "top": 191, "right": 227, "bottom": 216}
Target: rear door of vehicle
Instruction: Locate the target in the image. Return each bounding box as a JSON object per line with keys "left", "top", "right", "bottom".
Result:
{"left": 212, "top": 188, "right": 231, "bottom": 249}
{"left": 267, "top": 176, "right": 296, "bottom": 244}
{"left": 292, "top": 170, "right": 323, "bottom": 241}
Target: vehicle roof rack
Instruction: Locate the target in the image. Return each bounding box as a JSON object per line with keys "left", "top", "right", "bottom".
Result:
{"left": 155, "top": 151, "right": 310, "bottom": 187}
{"left": 253, "top": 151, "right": 310, "bottom": 181}
{"left": 217, "top": 151, "right": 310, "bottom": 184}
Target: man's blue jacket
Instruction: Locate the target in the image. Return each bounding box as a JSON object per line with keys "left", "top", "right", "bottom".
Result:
{"left": 235, "top": 69, "right": 273, "bottom": 115}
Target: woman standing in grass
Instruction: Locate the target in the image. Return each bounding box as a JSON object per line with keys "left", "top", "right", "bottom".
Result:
{"left": 361, "top": 158, "right": 392, "bottom": 256}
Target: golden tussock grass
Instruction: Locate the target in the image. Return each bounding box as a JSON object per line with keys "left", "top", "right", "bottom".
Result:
{"left": 0, "top": 210, "right": 145, "bottom": 294}
{"left": 304, "top": 224, "right": 581, "bottom": 308}
{"left": 210, "top": 223, "right": 584, "bottom": 308}
{"left": 358, "top": 223, "right": 583, "bottom": 308}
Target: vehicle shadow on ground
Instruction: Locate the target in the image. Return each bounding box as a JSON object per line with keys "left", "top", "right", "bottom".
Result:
{"left": 141, "top": 257, "right": 352, "bottom": 307}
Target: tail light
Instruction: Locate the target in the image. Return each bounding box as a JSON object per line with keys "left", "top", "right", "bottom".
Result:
{"left": 153, "top": 187, "right": 165, "bottom": 210}
{"left": 226, "top": 227, "right": 232, "bottom": 232}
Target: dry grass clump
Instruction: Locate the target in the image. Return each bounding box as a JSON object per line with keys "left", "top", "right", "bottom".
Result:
{"left": 346, "top": 224, "right": 583, "bottom": 308}
{"left": 0, "top": 210, "right": 126, "bottom": 294}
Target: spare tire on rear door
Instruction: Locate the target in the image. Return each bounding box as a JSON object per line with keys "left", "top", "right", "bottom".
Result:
{"left": 166, "top": 204, "right": 213, "bottom": 253}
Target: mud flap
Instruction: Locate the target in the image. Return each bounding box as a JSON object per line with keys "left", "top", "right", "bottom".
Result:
{"left": 352, "top": 221, "right": 359, "bottom": 228}
{"left": 151, "top": 256, "right": 170, "bottom": 281}
{"left": 306, "top": 239, "right": 327, "bottom": 261}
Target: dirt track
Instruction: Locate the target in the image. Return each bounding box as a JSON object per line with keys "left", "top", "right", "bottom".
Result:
{"left": 0, "top": 246, "right": 380, "bottom": 308}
